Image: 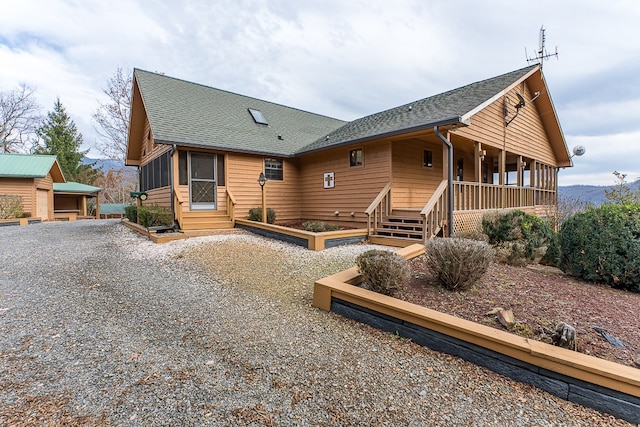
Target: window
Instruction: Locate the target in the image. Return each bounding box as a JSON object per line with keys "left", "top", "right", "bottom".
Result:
{"left": 248, "top": 108, "right": 268, "bottom": 125}
{"left": 423, "top": 150, "right": 433, "bottom": 168}
{"left": 140, "top": 151, "right": 172, "bottom": 191}
{"left": 264, "top": 158, "right": 283, "bottom": 180}
{"left": 179, "top": 151, "right": 188, "bottom": 185}
{"left": 456, "top": 157, "right": 464, "bottom": 181}
{"left": 349, "top": 148, "right": 363, "bottom": 167}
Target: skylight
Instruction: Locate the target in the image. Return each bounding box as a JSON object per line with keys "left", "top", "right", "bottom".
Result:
{"left": 248, "top": 108, "right": 268, "bottom": 125}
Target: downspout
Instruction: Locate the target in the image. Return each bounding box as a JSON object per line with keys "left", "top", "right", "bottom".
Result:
{"left": 434, "top": 126, "right": 454, "bottom": 237}
{"left": 170, "top": 144, "right": 177, "bottom": 229}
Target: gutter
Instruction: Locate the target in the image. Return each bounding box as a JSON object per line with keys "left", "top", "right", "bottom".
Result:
{"left": 434, "top": 126, "right": 454, "bottom": 237}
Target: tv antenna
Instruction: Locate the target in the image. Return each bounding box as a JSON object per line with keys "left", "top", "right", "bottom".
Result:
{"left": 526, "top": 26, "right": 558, "bottom": 70}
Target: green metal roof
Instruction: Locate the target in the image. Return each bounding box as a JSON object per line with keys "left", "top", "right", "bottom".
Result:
{"left": 100, "top": 203, "right": 127, "bottom": 215}
{"left": 134, "top": 69, "right": 347, "bottom": 157}
{"left": 0, "top": 153, "right": 64, "bottom": 179}
{"left": 53, "top": 182, "right": 101, "bottom": 194}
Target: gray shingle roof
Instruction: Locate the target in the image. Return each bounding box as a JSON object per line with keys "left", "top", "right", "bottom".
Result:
{"left": 134, "top": 65, "right": 537, "bottom": 157}
{"left": 296, "top": 65, "right": 537, "bottom": 154}
{"left": 134, "top": 69, "right": 347, "bottom": 157}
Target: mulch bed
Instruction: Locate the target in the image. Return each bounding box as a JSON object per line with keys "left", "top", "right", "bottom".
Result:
{"left": 398, "top": 257, "right": 640, "bottom": 368}
{"left": 276, "top": 220, "right": 356, "bottom": 231}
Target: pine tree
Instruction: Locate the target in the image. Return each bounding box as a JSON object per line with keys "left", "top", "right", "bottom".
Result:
{"left": 35, "top": 98, "right": 98, "bottom": 184}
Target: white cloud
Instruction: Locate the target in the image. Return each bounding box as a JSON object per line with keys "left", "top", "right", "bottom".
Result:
{"left": 0, "top": 0, "right": 638, "bottom": 188}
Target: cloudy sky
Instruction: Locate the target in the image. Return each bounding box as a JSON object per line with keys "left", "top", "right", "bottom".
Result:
{"left": 1, "top": 0, "right": 639, "bottom": 186}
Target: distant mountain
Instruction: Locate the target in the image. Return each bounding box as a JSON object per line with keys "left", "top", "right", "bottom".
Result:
{"left": 82, "top": 157, "right": 137, "bottom": 179}
{"left": 559, "top": 181, "right": 640, "bottom": 205}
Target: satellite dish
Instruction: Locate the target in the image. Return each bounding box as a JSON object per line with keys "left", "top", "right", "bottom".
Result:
{"left": 515, "top": 93, "right": 526, "bottom": 109}
{"left": 572, "top": 145, "right": 586, "bottom": 157}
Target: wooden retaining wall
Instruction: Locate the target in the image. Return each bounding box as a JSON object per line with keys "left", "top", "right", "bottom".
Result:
{"left": 312, "top": 244, "right": 640, "bottom": 424}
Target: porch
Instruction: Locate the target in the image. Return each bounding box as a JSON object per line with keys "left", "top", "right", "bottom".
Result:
{"left": 366, "top": 180, "right": 557, "bottom": 245}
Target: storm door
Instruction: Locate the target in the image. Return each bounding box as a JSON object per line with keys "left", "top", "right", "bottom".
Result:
{"left": 189, "top": 152, "right": 217, "bottom": 210}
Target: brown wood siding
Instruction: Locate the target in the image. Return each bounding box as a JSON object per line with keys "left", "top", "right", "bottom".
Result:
{"left": 0, "top": 178, "right": 36, "bottom": 216}
{"left": 146, "top": 187, "right": 172, "bottom": 208}
{"left": 452, "top": 82, "right": 557, "bottom": 166}
{"left": 226, "top": 153, "right": 301, "bottom": 221}
{"left": 391, "top": 138, "right": 443, "bottom": 208}
{"left": 298, "top": 141, "right": 391, "bottom": 226}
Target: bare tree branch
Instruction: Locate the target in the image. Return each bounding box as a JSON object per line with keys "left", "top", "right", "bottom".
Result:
{"left": 92, "top": 68, "right": 132, "bottom": 161}
{"left": 0, "top": 84, "right": 42, "bottom": 153}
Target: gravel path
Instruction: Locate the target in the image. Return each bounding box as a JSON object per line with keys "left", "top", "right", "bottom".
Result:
{"left": 0, "top": 220, "right": 633, "bottom": 426}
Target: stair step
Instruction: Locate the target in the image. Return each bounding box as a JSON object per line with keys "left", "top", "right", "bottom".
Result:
{"left": 181, "top": 210, "right": 230, "bottom": 218}
{"left": 375, "top": 228, "right": 424, "bottom": 238}
{"left": 379, "top": 221, "right": 423, "bottom": 231}
{"left": 385, "top": 216, "right": 422, "bottom": 224}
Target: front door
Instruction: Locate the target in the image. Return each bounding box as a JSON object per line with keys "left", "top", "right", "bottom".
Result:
{"left": 189, "top": 152, "right": 216, "bottom": 210}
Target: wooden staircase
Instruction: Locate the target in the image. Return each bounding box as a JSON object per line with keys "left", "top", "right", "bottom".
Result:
{"left": 178, "top": 210, "right": 234, "bottom": 232}
{"left": 375, "top": 209, "right": 424, "bottom": 241}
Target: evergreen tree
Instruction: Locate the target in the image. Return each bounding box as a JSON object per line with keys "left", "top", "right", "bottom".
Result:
{"left": 35, "top": 98, "right": 98, "bottom": 184}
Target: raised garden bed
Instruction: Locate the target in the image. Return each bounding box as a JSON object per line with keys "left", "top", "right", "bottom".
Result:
{"left": 312, "top": 244, "right": 640, "bottom": 424}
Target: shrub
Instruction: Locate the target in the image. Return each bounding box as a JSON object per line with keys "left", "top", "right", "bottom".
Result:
{"left": 559, "top": 203, "right": 640, "bottom": 292}
{"left": 452, "top": 230, "right": 489, "bottom": 242}
{"left": 0, "top": 195, "right": 23, "bottom": 219}
{"left": 124, "top": 204, "right": 137, "bottom": 222}
{"left": 302, "top": 220, "right": 340, "bottom": 232}
{"left": 248, "top": 207, "right": 276, "bottom": 224}
{"left": 356, "top": 250, "right": 410, "bottom": 296}
{"left": 423, "top": 238, "right": 494, "bottom": 291}
{"left": 482, "top": 210, "right": 558, "bottom": 265}
{"left": 137, "top": 204, "right": 174, "bottom": 228}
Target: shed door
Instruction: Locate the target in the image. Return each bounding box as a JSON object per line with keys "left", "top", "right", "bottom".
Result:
{"left": 36, "top": 189, "right": 49, "bottom": 220}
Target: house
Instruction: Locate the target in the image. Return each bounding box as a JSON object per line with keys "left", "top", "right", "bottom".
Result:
{"left": 0, "top": 153, "right": 64, "bottom": 220}
{"left": 0, "top": 153, "right": 102, "bottom": 222}
{"left": 125, "top": 64, "right": 570, "bottom": 242}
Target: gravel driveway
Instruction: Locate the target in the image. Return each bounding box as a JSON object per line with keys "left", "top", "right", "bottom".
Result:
{"left": 0, "top": 220, "right": 632, "bottom": 426}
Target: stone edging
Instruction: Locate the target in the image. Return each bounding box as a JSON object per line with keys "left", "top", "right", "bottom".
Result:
{"left": 312, "top": 244, "right": 640, "bottom": 424}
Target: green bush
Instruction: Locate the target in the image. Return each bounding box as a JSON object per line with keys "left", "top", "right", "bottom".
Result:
{"left": 137, "top": 204, "right": 174, "bottom": 228}
{"left": 559, "top": 203, "right": 640, "bottom": 292}
{"left": 482, "top": 210, "right": 558, "bottom": 265}
{"left": 248, "top": 207, "right": 276, "bottom": 224}
{"left": 0, "top": 195, "right": 23, "bottom": 219}
{"left": 124, "top": 204, "right": 137, "bottom": 222}
{"left": 356, "top": 250, "right": 410, "bottom": 296}
{"left": 302, "top": 220, "right": 340, "bottom": 232}
{"left": 423, "top": 238, "right": 494, "bottom": 291}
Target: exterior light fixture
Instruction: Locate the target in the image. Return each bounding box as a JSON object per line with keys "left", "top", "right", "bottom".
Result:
{"left": 257, "top": 172, "right": 268, "bottom": 223}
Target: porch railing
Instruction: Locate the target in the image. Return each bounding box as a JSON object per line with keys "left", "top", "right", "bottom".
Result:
{"left": 173, "top": 188, "right": 185, "bottom": 228}
{"left": 365, "top": 182, "right": 392, "bottom": 237}
{"left": 420, "top": 180, "right": 448, "bottom": 241}
{"left": 452, "top": 182, "right": 556, "bottom": 211}
{"left": 226, "top": 189, "right": 237, "bottom": 223}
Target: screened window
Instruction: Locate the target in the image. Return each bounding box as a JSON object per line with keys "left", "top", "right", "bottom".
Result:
{"left": 264, "top": 158, "right": 283, "bottom": 180}
{"left": 349, "top": 148, "right": 363, "bottom": 167}
{"left": 179, "top": 151, "right": 188, "bottom": 185}
{"left": 140, "top": 151, "right": 171, "bottom": 191}
{"left": 423, "top": 150, "right": 433, "bottom": 168}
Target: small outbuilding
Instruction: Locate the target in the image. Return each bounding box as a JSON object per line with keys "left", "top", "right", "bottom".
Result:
{"left": 0, "top": 153, "right": 65, "bottom": 220}
{"left": 53, "top": 182, "right": 102, "bottom": 220}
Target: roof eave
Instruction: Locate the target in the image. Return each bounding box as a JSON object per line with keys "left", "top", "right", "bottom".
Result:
{"left": 153, "top": 138, "right": 297, "bottom": 158}
{"left": 297, "top": 116, "right": 469, "bottom": 155}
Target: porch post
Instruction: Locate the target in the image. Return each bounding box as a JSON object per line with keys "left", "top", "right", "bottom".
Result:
{"left": 499, "top": 149, "right": 506, "bottom": 208}
{"left": 475, "top": 142, "right": 483, "bottom": 209}
{"left": 82, "top": 196, "right": 87, "bottom": 216}
{"left": 95, "top": 195, "right": 100, "bottom": 219}
{"left": 517, "top": 156, "right": 523, "bottom": 206}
